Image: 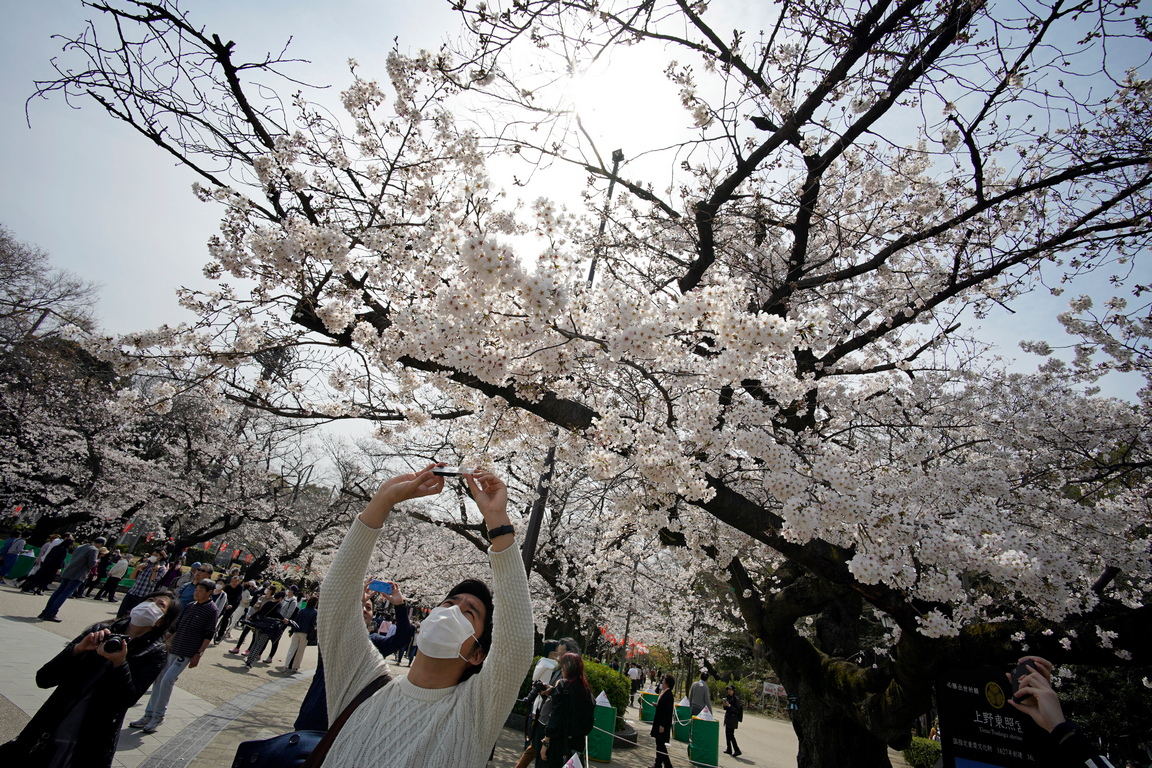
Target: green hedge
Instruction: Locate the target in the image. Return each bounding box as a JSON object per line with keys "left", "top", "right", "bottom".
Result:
{"left": 515, "top": 656, "right": 631, "bottom": 723}
{"left": 902, "top": 736, "right": 942, "bottom": 768}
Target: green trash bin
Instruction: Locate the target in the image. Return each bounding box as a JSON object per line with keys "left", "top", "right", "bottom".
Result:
{"left": 673, "top": 704, "right": 692, "bottom": 743}
{"left": 9, "top": 551, "right": 37, "bottom": 580}
{"left": 639, "top": 691, "right": 658, "bottom": 723}
{"left": 688, "top": 715, "right": 719, "bottom": 767}
{"left": 588, "top": 703, "right": 616, "bottom": 763}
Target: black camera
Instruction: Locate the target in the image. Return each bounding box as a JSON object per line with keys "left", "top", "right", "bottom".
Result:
{"left": 519, "top": 679, "right": 548, "bottom": 706}
{"left": 102, "top": 634, "right": 129, "bottom": 654}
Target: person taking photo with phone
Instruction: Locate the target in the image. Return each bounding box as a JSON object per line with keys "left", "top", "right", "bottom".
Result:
{"left": 317, "top": 464, "right": 533, "bottom": 768}
{"left": 1009, "top": 656, "right": 1117, "bottom": 768}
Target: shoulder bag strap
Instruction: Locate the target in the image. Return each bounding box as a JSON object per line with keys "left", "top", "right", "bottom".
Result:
{"left": 302, "top": 673, "right": 392, "bottom": 768}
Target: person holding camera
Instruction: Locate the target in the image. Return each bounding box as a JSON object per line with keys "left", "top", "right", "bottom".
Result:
{"left": 317, "top": 464, "right": 533, "bottom": 768}
{"left": 1008, "top": 656, "right": 1115, "bottom": 768}
{"left": 512, "top": 639, "right": 562, "bottom": 768}
{"left": 0, "top": 590, "right": 179, "bottom": 767}
{"left": 131, "top": 579, "right": 219, "bottom": 733}
{"left": 521, "top": 638, "right": 581, "bottom": 768}
{"left": 539, "top": 652, "right": 595, "bottom": 767}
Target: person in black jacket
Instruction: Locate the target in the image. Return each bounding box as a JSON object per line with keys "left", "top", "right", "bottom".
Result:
{"left": 651, "top": 673, "right": 676, "bottom": 768}
{"left": 293, "top": 581, "right": 414, "bottom": 730}
{"left": 22, "top": 535, "right": 72, "bottom": 595}
{"left": 1009, "top": 656, "right": 1117, "bottom": 768}
{"left": 722, "top": 684, "right": 743, "bottom": 757}
{"left": 213, "top": 574, "right": 246, "bottom": 643}
{"left": 242, "top": 590, "right": 286, "bottom": 667}
{"left": 0, "top": 590, "right": 179, "bottom": 767}
{"left": 539, "top": 652, "right": 594, "bottom": 767}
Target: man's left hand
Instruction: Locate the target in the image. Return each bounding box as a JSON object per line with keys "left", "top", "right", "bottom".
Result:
{"left": 464, "top": 470, "right": 507, "bottom": 521}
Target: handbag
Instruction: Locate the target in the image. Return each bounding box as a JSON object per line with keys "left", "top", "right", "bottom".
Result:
{"left": 231, "top": 674, "right": 391, "bottom": 768}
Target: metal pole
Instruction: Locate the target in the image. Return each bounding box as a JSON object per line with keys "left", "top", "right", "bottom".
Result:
{"left": 587, "top": 149, "right": 624, "bottom": 288}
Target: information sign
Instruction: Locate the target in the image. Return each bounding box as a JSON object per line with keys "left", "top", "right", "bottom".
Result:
{"left": 937, "top": 667, "right": 1048, "bottom": 768}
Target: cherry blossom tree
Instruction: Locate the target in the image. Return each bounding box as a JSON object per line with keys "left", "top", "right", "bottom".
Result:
{"left": 33, "top": 1, "right": 1152, "bottom": 764}
{"left": 0, "top": 224, "right": 141, "bottom": 541}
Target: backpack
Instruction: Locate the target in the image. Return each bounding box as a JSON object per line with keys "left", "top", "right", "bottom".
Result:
{"left": 571, "top": 687, "right": 596, "bottom": 738}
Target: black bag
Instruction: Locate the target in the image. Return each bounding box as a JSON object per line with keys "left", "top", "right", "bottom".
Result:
{"left": 246, "top": 616, "right": 280, "bottom": 634}
{"left": 230, "top": 730, "right": 323, "bottom": 768}
{"left": 572, "top": 690, "right": 595, "bottom": 738}
{"left": 231, "top": 674, "right": 391, "bottom": 768}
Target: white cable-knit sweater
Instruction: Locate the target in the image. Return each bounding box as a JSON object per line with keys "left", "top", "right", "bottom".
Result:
{"left": 318, "top": 518, "right": 534, "bottom": 767}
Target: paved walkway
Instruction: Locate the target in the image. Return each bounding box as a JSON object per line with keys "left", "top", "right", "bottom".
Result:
{"left": 0, "top": 581, "right": 909, "bottom": 767}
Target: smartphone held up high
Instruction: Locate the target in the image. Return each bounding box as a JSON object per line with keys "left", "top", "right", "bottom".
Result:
{"left": 432, "top": 466, "right": 476, "bottom": 476}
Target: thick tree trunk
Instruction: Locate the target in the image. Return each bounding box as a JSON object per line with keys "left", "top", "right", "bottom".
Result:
{"left": 244, "top": 553, "right": 270, "bottom": 581}
{"left": 25, "top": 511, "right": 92, "bottom": 546}
{"left": 790, "top": 679, "right": 892, "bottom": 768}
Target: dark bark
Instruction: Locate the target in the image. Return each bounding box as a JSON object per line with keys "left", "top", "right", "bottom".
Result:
{"left": 244, "top": 552, "right": 270, "bottom": 581}
{"left": 788, "top": 679, "right": 893, "bottom": 768}
{"left": 24, "top": 511, "right": 96, "bottom": 546}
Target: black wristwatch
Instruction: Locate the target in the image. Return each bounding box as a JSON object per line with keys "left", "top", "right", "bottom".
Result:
{"left": 487, "top": 524, "right": 515, "bottom": 539}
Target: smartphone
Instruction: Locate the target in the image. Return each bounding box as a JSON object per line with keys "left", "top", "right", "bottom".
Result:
{"left": 368, "top": 579, "right": 394, "bottom": 594}
{"left": 432, "top": 466, "right": 469, "bottom": 476}
{"left": 1010, "top": 660, "right": 1037, "bottom": 702}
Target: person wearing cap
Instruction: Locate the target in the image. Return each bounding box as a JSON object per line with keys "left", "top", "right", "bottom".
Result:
{"left": 96, "top": 554, "right": 130, "bottom": 602}
{"left": 177, "top": 564, "right": 215, "bottom": 608}
{"left": 317, "top": 464, "right": 533, "bottom": 768}
{"left": 172, "top": 560, "right": 199, "bottom": 590}
{"left": 39, "top": 536, "right": 105, "bottom": 622}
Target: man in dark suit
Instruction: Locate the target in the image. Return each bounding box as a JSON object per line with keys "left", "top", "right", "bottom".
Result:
{"left": 651, "top": 673, "right": 675, "bottom": 768}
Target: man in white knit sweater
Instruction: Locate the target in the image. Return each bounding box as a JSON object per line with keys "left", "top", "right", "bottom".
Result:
{"left": 318, "top": 464, "right": 534, "bottom": 768}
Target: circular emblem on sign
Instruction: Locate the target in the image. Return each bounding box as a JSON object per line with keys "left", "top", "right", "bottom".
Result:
{"left": 985, "top": 681, "right": 1006, "bottom": 709}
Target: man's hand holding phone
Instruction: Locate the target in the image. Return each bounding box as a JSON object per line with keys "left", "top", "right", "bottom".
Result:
{"left": 1007, "top": 656, "right": 1067, "bottom": 732}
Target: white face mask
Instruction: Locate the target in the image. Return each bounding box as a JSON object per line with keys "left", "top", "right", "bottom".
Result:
{"left": 148, "top": 556, "right": 158, "bottom": 563}
{"left": 420, "top": 604, "right": 479, "bottom": 662}
{"left": 129, "top": 601, "right": 165, "bottom": 628}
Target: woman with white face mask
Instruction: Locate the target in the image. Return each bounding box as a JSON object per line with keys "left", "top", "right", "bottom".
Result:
{"left": 0, "top": 590, "right": 179, "bottom": 767}
{"left": 317, "top": 464, "right": 534, "bottom": 768}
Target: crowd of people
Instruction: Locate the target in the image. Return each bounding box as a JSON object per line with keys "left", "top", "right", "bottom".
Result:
{"left": 0, "top": 466, "right": 1127, "bottom": 768}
